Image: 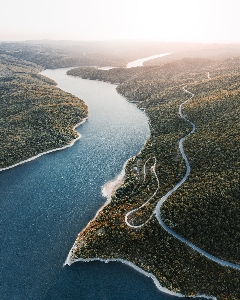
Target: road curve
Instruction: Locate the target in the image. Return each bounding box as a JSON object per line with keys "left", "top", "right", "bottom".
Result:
{"left": 125, "top": 86, "right": 240, "bottom": 270}
{"left": 125, "top": 157, "right": 159, "bottom": 228}
{"left": 154, "top": 86, "right": 240, "bottom": 270}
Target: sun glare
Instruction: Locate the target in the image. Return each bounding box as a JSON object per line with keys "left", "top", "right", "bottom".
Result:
{"left": 0, "top": 0, "right": 239, "bottom": 42}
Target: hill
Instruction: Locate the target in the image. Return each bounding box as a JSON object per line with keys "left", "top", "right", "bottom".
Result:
{"left": 67, "top": 56, "right": 240, "bottom": 299}
{"left": 0, "top": 54, "right": 88, "bottom": 168}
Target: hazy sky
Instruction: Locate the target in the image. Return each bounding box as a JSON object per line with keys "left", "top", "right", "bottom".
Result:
{"left": 1, "top": 0, "right": 240, "bottom": 43}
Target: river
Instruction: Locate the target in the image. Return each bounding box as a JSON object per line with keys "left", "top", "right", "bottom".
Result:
{"left": 1, "top": 55, "right": 202, "bottom": 299}
{"left": 126, "top": 53, "right": 170, "bottom": 68}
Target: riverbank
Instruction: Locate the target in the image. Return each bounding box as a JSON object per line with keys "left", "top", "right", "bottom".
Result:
{"left": 64, "top": 257, "right": 216, "bottom": 300}
{"left": 65, "top": 156, "right": 219, "bottom": 300}
{"left": 102, "top": 164, "right": 125, "bottom": 201}
{"left": 0, "top": 118, "right": 88, "bottom": 172}
{"left": 67, "top": 56, "right": 240, "bottom": 299}
{"left": 0, "top": 54, "right": 88, "bottom": 169}
{"left": 1, "top": 62, "right": 151, "bottom": 300}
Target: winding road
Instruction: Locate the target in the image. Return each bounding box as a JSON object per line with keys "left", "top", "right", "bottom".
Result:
{"left": 125, "top": 157, "right": 159, "bottom": 228}
{"left": 125, "top": 86, "right": 240, "bottom": 271}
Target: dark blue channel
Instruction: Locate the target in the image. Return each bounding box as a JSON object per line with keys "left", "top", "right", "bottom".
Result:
{"left": 1, "top": 69, "right": 202, "bottom": 299}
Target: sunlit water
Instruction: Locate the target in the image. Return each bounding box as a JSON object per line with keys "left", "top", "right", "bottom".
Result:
{"left": 1, "top": 64, "right": 202, "bottom": 299}
{"left": 126, "top": 53, "right": 170, "bottom": 68}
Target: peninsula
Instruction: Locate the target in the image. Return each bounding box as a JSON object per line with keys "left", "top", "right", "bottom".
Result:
{"left": 66, "top": 56, "right": 240, "bottom": 299}
{"left": 0, "top": 54, "right": 88, "bottom": 169}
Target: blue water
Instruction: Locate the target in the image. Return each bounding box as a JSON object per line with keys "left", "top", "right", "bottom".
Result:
{"left": 1, "top": 68, "right": 202, "bottom": 299}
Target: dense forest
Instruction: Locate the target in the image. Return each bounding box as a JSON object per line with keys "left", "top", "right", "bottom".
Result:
{"left": 69, "top": 56, "right": 240, "bottom": 299}
{"left": 0, "top": 54, "right": 88, "bottom": 168}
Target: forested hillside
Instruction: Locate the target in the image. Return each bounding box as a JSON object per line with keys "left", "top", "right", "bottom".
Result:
{"left": 0, "top": 54, "right": 88, "bottom": 168}
{"left": 68, "top": 56, "right": 240, "bottom": 299}
{"left": 67, "top": 66, "right": 148, "bottom": 84}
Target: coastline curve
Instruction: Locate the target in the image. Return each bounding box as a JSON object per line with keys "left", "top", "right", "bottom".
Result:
{"left": 65, "top": 77, "right": 239, "bottom": 300}
{"left": 0, "top": 118, "right": 88, "bottom": 172}
{"left": 64, "top": 256, "right": 216, "bottom": 300}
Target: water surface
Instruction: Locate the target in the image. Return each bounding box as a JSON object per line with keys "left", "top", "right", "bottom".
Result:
{"left": 126, "top": 53, "right": 170, "bottom": 68}
{"left": 1, "top": 66, "right": 202, "bottom": 299}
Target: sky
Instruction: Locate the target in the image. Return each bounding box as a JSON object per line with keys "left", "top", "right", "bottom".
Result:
{"left": 1, "top": 0, "right": 240, "bottom": 43}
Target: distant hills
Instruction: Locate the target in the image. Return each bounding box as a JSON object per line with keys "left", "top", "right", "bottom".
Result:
{"left": 1, "top": 40, "right": 239, "bottom": 69}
